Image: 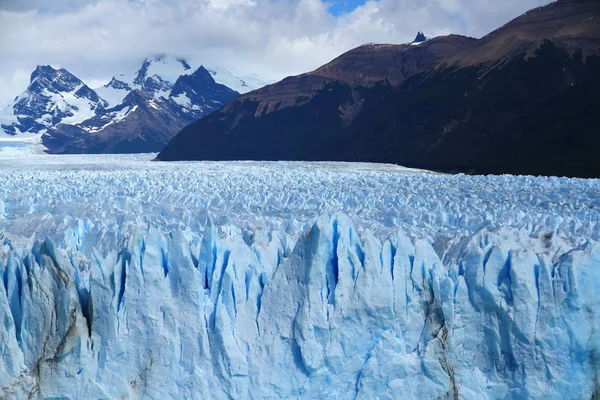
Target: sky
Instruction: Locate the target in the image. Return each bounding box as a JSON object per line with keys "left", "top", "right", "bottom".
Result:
{"left": 0, "top": 0, "right": 553, "bottom": 109}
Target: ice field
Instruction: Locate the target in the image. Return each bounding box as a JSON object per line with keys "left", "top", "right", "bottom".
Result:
{"left": 0, "top": 140, "right": 599, "bottom": 399}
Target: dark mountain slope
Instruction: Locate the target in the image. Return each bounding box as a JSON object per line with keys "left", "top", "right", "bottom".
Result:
{"left": 326, "top": 0, "right": 600, "bottom": 177}
{"left": 445, "top": 0, "right": 600, "bottom": 67}
{"left": 331, "top": 42, "right": 600, "bottom": 177}
{"left": 158, "top": 0, "right": 600, "bottom": 177}
{"left": 157, "top": 35, "right": 475, "bottom": 161}
{"left": 312, "top": 35, "right": 474, "bottom": 86}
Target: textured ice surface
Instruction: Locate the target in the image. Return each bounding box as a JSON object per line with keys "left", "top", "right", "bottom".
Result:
{"left": 0, "top": 145, "right": 599, "bottom": 399}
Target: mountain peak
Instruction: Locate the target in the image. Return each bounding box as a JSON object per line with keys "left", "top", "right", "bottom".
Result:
{"left": 142, "top": 54, "right": 192, "bottom": 71}
{"left": 149, "top": 54, "right": 192, "bottom": 70}
{"left": 29, "top": 65, "right": 84, "bottom": 94}
{"left": 30, "top": 65, "right": 60, "bottom": 83}
{"left": 412, "top": 31, "right": 427, "bottom": 43}
{"left": 0, "top": 65, "right": 103, "bottom": 135}
{"left": 448, "top": 0, "right": 600, "bottom": 66}
{"left": 32, "top": 64, "right": 56, "bottom": 73}
{"left": 132, "top": 55, "right": 194, "bottom": 97}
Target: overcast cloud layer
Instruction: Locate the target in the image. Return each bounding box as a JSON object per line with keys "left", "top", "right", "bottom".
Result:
{"left": 0, "top": 0, "right": 552, "bottom": 108}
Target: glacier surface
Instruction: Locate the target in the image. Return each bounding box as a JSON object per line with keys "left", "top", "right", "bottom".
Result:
{"left": 0, "top": 147, "right": 599, "bottom": 399}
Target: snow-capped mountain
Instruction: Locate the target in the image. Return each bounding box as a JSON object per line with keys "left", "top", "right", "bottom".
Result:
{"left": 43, "top": 91, "right": 191, "bottom": 153}
{"left": 96, "top": 55, "right": 193, "bottom": 107}
{"left": 95, "top": 55, "right": 267, "bottom": 107}
{"left": 94, "top": 77, "right": 134, "bottom": 109}
{"left": 170, "top": 66, "right": 240, "bottom": 119}
{"left": 0, "top": 66, "right": 106, "bottom": 135}
{"left": 44, "top": 59, "right": 239, "bottom": 153}
{"left": 133, "top": 55, "right": 192, "bottom": 98}
{"left": 0, "top": 55, "right": 268, "bottom": 153}
{"left": 42, "top": 57, "right": 239, "bottom": 153}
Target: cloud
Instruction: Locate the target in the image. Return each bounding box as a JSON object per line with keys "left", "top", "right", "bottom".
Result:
{"left": 0, "top": 0, "right": 98, "bottom": 12}
{"left": 0, "top": 0, "right": 552, "bottom": 108}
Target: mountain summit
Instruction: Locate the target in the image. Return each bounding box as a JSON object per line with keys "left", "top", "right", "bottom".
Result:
{"left": 412, "top": 31, "right": 427, "bottom": 43}
{"left": 0, "top": 65, "right": 105, "bottom": 135}
{"left": 95, "top": 55, "right": 193, "bottom": 108}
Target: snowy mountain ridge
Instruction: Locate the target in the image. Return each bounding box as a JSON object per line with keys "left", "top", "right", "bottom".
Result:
{"left": 95, "top": 55, "right": 266, "bottom": 108}
{"left": 0, "top": 55, "right": 268, "bottom": 147}
{"left": 96, "top": 55, "right": 193, "bottom": 107}
{"left": 206, "top": 65, "right": 268, "bottom": 94}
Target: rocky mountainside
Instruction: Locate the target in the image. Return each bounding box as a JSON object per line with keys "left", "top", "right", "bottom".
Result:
{"left": 1, "top": 56, "right": 267, "bottom": 153}
{"left": 43, "top": 91, "right": 191, "bottom": 154}
{"left": 157, "top": 0, "right": 600, "bottom": 178}
{"left": 157, "top": 35, "right": 475, "bottom": 161}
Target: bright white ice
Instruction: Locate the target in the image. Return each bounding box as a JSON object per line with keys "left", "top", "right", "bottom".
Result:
{"left": 0, "top": 140, "right": 599, "bottom": 399}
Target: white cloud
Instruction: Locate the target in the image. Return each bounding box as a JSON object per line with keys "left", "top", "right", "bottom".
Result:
{"left": 0, "top": 0, "right": 552, "bottom": 108}
{"left": 0, "top": 69, "right": 31, "bottom": 106}
{"left": 0, "top": 0, "right": 98, "bottom": 12}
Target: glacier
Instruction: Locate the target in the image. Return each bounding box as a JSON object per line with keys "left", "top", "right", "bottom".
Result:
{"left": 0, "top": 148, "right": 599, "bottom": 399}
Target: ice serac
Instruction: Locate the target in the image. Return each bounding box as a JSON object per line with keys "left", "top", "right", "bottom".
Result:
{"left": 0, "top": 213, "right": 599, "bottom": 399}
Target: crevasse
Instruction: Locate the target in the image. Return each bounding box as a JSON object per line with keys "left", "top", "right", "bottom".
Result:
{"left": 0, "top": 213, "right": 599, "bottom": 399}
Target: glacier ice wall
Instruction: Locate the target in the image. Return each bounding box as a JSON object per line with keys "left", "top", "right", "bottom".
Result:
{"left": 1, "top": 213, "right": 599, "bottom": 399}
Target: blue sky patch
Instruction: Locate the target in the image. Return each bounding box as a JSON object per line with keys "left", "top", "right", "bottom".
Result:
{"left": 327, "top": 0, "right": 368, "bottom": 17}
